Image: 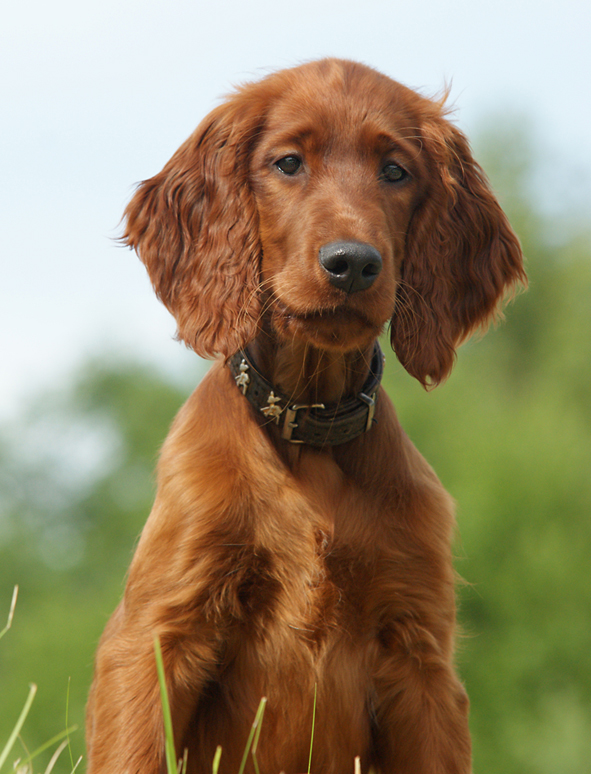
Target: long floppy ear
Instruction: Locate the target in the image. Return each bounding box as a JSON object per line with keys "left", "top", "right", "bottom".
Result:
{"left": 391, "top": 118, "right": 526, "bottom": 387}
{"left": 123, "top": 92, "right": 265, "bottom": 358}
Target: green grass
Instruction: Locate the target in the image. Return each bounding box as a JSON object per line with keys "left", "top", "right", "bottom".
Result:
{"left": 153, "top": 635, "right": 320, "bottom": 774}
{"left": 1, "top": 587, "right": 81, "bottom": 774}
{"left": 154, "top": 636, "right": 271, "bottom": 774}
{"left": 4, "top": 591, "right": 358, "bottom": 774}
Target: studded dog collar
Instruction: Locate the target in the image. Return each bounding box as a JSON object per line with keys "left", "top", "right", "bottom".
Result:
{"left": 227, "top": 343, "right": 384, "bottom": 446}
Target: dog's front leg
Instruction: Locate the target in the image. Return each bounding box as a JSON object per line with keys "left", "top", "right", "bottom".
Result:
{"left": 86, "top": 590, "right": 220, "bottom": 774}
{"left": 370, "top": 615, "right": 472, "bottom": 774}
{"left": 85, "top": 493, "right": 227, "bottom": 774}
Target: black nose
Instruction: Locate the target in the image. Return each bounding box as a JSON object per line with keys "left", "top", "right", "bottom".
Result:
{"left": 318, "top": 241, "right": 383, "bottom": 294}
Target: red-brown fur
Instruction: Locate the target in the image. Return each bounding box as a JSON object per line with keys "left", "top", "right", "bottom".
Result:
{"left": 86, "top": 59, "right": 525, "bottom": 774}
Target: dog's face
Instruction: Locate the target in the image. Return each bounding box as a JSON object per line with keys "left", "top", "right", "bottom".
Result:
{"left": 123, "top": 58, "right": 524, "bottom": 385}
{"left": 250, "top": 63, "right": 431, "bottom": 353}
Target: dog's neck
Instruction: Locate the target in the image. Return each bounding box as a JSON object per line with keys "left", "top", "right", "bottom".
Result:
{"left": 247, "top": 335, "right": 376, "bottom": 405}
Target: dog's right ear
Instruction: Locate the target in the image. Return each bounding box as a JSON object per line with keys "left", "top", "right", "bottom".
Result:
{"left": 123, "top": 92, "right": 266, "bottom": 359}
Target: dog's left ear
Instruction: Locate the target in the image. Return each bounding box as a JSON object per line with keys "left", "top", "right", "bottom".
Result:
{"left": 391, "top": 118, "right": 526, "bottom": 387}
{"left": 122, "top": 91, "right": 266, "bottom": 359}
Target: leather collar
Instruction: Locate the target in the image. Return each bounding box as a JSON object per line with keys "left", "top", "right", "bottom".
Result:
{"left": 227, "top": 343, "right": 384, "bottom": 447}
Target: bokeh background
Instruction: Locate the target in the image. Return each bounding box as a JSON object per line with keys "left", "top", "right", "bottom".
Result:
{"left": 1, "top": 1, "right": 590, "bottom": 772}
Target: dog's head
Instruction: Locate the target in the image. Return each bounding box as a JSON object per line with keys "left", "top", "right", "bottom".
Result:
{"left": 124, "top": 59, "right": 525, "bottom": 387}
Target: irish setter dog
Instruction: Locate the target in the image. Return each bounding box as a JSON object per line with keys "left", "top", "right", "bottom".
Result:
{"left": 86, "top": 59, "right": 525, "bottom": 774}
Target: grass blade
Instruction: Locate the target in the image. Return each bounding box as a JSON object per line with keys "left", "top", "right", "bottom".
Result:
{"left": 65, "top": 676, "right": 74, "bottom": 769}
{"left": 0, "top": 682, "right": 37, "bottom": 770}
{"left": 43, "top": 738, "right": 69, "bottom": 774}
{"left": 16, "top": 725, "right": 78, "bottom": 768}
{"left": 154, "top": 636, "right": 178, "bottom": 774}
{"left": 237, "top": 697, "right": 267, "bottom": 774}
{"left": 308, "top": 683, "right": 317, "bottom": 774}
{"left": 250, "top": 697, "right": 267, "bottom": 774}
{"left": 212, "top": 745, "right": 222, "bottom": 774}
{"left": 0, "top": 585, "right": 18, "bottom": 641}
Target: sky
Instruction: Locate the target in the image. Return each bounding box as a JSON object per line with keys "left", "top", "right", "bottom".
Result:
{"left": 1, "top": 0, "right": 590, "bottom": 418}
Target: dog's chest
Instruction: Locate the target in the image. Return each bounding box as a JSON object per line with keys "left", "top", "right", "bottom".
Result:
{"left": 210, "top": 518, "right": 376, "bottom": 770}
{"left": 264, "top": 456, "right": 384, "bottom": 640}
{"left": 238, "top": 500, "right": 379, "bottom": 657}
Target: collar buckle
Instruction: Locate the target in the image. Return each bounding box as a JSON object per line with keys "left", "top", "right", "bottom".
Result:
{"left": 358, "top": 391, "right": 377, "bottom": 432}
{"left": 281, "top": 403, "right": 326, "bottom": 443}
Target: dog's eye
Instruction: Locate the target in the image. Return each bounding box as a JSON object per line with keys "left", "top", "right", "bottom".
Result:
{"left": 381, "top": 163, "right": 408, "bottom": 183}
{"left": 275, "top": 156, "right": 302, "bottom": 175}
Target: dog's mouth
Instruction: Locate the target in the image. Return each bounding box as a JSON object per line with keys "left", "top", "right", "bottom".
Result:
{"left": 274, "top": 298, "right": 375, "bottom": 325}
{"left": 271, "top": 299, "right": 383, "bottom": 350}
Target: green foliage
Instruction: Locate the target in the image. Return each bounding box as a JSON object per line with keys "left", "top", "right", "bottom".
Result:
{"left": 1, "top": 124, "right": 590, "bottom": 772}
{"left": 0, "top": 360, "right": 194, "bottom": 770}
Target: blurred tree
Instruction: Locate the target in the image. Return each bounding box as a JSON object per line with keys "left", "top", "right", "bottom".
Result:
{"left": 0, "top": 360, "right": 195, "bottom": 767}
{"left": 1, "top": 122, "right": 590, "bottom": 773}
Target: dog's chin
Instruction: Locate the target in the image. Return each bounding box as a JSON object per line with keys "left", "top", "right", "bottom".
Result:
{"left": 271, "top": 305, "right": 383, "bottom": 353}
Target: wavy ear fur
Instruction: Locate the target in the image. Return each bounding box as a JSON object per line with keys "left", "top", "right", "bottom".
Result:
{"left": 123, "top": 92, "right": 265, "bottom": 358}
{"left": 391, "top": 118, "right": 526, "bottom": 387}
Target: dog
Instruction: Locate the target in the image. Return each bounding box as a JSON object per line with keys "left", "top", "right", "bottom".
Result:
{"left": 86, "top": 58, "right": 525, "bottom": 774}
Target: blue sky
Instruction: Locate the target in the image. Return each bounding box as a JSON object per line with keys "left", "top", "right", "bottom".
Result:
{"left": 1, "top": 0, "right": 589, "bottom": 417}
